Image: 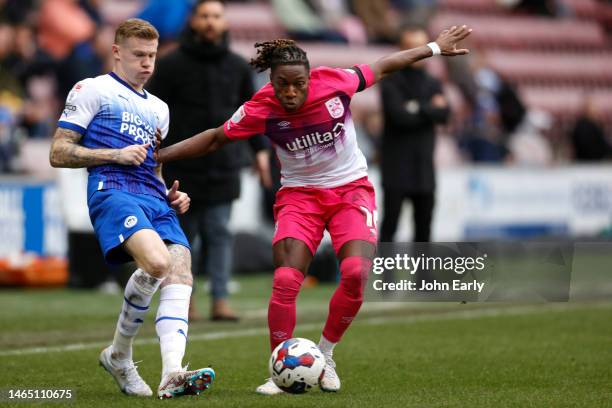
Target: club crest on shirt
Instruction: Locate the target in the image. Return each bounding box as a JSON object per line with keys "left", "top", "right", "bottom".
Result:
{"left": 325, "top": 97, "right": 344, "bottom": 119}
{"left": 66, "top": 91, "right": 77, "bottom": 103}
{"left": 230, "top": 105, "right": 246, "bottom": 124}
{"left": 67, "top": 83, "right": 83, "bottom": 102}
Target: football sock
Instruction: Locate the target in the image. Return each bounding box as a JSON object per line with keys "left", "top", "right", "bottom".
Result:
{"left": 268, "top": 267, "right": 305, "bottom": 350}
{"left": 155, "top": 284, "right": 191, "bottom": 378}
{"left": 318, "top": 335, "right": 337, "bottom": 358}
{"left": 112, "top": 268, "right": 164, "bottom": 361}
{"left": 322, "top": 256, "right": 371, "bottom": 343}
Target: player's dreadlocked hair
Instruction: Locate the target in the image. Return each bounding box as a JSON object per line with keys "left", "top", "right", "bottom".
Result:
{"left": 250, "top": 39, "right": 310, "bottom": 73}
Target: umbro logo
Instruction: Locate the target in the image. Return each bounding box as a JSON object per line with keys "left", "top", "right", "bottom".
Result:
{"left": 278, "top": 121, "right": 291, "bottom": 128}
{"left": 272, "top": 330, "right": 287, "bottom": 339}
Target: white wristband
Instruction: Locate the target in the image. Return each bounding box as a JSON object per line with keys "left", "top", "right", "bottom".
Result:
{"left": 427, "top": 42, "right": 441, "bottom": 56}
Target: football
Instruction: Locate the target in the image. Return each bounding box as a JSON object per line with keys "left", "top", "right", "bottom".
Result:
{"left": 269, "top": 338, "right": 326, "bottom": 393}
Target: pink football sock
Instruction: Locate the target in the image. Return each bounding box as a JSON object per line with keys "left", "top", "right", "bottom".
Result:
{"left": 322, "top": 256, "right": 371, "bottom": 343}
{"left": 268, "top": 266, "right": 305, "bottom": 350}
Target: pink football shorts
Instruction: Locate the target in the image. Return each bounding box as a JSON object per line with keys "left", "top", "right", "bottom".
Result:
{"left": 272, "top": 177, "right": 378, "bottom": 254}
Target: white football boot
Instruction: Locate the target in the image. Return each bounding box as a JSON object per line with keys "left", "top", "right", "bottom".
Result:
{"left": 255, "top": 378, "right": 285, "bottom": 395}
{"left": 99, "top": 346, "right": 153, "bottom": 397}
{"left": 157, "top": 367, "right": 215, "bottom": 399}
{"left": 319, "top": 356, "right": 341, "bottom": 392}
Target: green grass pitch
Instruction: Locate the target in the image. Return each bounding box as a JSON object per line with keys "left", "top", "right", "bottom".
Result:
{"left": 1, "top": 274, "right": 610, "bottom": 407}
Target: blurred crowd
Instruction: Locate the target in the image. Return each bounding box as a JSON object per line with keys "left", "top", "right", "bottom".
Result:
{"left": 0, "top": 0, "right": 610, "bottom": 174}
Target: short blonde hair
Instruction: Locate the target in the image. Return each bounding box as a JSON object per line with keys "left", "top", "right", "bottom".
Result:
{"left": 114, "top": 18, "right": 159, "bottom": 44}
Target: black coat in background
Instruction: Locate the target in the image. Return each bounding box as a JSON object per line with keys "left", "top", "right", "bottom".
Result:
{"left": 571, "top": 116, "right": 612, "bottom": 161}
{"left": 148, "top": 29, "right": 265, "bottom": 205}
{"left": 380, "top": 67, "right": 450, "bottom": 192}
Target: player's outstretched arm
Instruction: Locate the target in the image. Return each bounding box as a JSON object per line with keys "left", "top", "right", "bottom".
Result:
{"left": 372, "top": 25, "right": 472, "bottom": 82}
{"left": 156, "top": 125, "right": 230, "bottom": 164}
{"left": 49, "top": 127, "right": 150, "bottom": 168}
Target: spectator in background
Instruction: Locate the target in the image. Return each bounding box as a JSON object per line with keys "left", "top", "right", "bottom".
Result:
{"left": 391, "top": 0, "right": 439, "bottom": 26}
{"left": 3, "top": 0, "right": 59, "bottom": 140}
{"left": 137, "top": 0, "right": 193, "bottom": 43}
{"left": 379, "top": 25, "right": 450, "bottom": 243}
{"left": 8, "top": 23, "right": 60, "bottom": 139}
{"left": 0, "top": 0, "right": 37, "bottom": 24}
{"left": 0, "top": 22, "right": 23, "bottom": 172}
{"left": 78, "top": 0, "right": 103, "bottom": 25}
{"left": 37, "top": 0, "right": 95, "bottom": 60}
{"left": 571, "top": 96, "right": 612, "bottom": 161}
{"left": 309, "top": 0, "right": 368, "bottom": 44}
{"left": 148, "top": 0, "right": 271, "bottom": 321}
{"left": 458, "top": 63, "right": 511, "bottom": 162}
{"left": 271, "top": 0, "right": 348, "bottom": 43}
{"left": 465, "top": 62, "right": 553, "bottom": 166}
{"left": 508, "top": 110, "right": 554, "bottom": 166}
{"left": 351, "top": 0, "right": 400, "bottom": 43}
{"left": 495, "top": 76, "right": 526, "bottom": 136}
{"left": 56, "top": 25, "right": 114, "bottom": 100}
{"left": 0, "top": 22, "right": 19, "bottom": 84}
{"left": 458, "top": 105, "right": 508, "bottom": 162}
{"left": 507, "top": 0, "right": 563, "bottom": 17}
{"left": 0, "top": 104, "right": 19, "bottom": 172}
{"left": 0, "top": 22, "right": 19, "bottom": 172}
{"left": 26, "top": 0, "right": 94, "bottom": 140}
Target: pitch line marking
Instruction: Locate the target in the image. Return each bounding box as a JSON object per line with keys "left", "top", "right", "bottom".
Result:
{"left": 0, "top": 302, "right": 608, "bottom": 357}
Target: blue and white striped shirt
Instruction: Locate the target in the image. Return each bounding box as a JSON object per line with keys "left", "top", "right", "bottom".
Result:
{"left": 58, "top": 72, "right": 170, "bottom": 200}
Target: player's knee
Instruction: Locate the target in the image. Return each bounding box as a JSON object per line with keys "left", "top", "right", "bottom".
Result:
{"left": 272, "top": 267, "right": 304, "bottom": 301}
{"left": 142, "top": 251, "right": 171, "bottom": 278}
{"left": 339, "top": 256, "right": 371, "bottom": 298}
{"left": 273, "top": 238, "right": 312, "bottom": 271}
{"left": 273, "top": 267, "right": 303, "bottom": 287}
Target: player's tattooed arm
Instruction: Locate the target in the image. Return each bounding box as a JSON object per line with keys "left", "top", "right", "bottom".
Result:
{"left": 49, "top": 127, "right": 150, "bottom": 168}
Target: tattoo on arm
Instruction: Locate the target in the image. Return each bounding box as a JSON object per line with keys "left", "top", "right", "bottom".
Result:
{"left": 49, "top": 128, "right": 120, "bottom": 168}
{"left": 162, "top": 244, "right": 193, "bottom": 286}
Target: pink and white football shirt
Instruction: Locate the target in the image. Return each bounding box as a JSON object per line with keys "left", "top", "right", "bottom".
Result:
{"left": 224, "top": 64, "right": 376, "bottom": 188}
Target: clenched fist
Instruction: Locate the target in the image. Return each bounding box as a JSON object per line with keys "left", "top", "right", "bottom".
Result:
{"left": 116, "top": 143, "right": 150, "bottom": 166}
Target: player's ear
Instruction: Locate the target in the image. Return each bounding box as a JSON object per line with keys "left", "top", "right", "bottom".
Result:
{"left": 111, "top": 44, "right": 120, "bottom": 59}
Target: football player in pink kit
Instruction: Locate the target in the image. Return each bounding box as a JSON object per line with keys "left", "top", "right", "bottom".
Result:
{"left": 157, "top": 24, "right": 472, "bottom": 394}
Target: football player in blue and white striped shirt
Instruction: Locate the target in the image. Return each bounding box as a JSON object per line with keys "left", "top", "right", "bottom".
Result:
{"left": 50, "top": 18, "right": 214, "bottom": 399}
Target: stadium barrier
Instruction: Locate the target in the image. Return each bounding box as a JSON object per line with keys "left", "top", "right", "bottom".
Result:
{"left": 1, "top": 165, "right": 611, "bottom": 285}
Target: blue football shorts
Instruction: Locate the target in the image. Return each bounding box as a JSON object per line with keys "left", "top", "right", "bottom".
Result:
{"left": 88, "top": 189, "right": 190, "bottom": 264}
